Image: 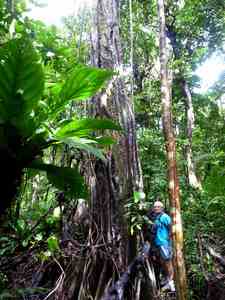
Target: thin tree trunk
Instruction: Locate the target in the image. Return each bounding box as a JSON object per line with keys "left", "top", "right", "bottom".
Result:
{"left": 180, "top": 79, "right": 202, "bottom": 189}
{"left": 157, "top": 0, "right": 187, "bottom": 299}
{"left": 166, "top": 21, "right": 201, "bottom": 190}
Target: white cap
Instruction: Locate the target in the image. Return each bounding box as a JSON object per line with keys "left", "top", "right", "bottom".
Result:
{"left": 153, "top": 201, "right": 164, "bottom": 208}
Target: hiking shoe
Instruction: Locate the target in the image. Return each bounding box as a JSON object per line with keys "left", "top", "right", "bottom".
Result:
{"left": 161, "top": 280, "right": 176, "bottom": 292}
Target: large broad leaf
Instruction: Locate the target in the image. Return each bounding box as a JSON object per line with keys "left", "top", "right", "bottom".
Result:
{"left": 55, "top": 118, "right": 121, "bottom": 138}
{"left": 48, "top": 66, "right": 113, "bottom": 119}
{"left": 0, "top": 38, "right": 44, "bottom": 122}
{"left": 60, "top": 65, "right": 113, "bottom": 101}
{"left": 58, "top": 137, "right": 107, "bottom": 161}
{"left": 29, "top": 161, "right": 87, "bottom": 198}
{"left": 0, "top": 38, "right": 44, "bottom": 139}
{"left": 94, "top": 136, "right": 116, "bottom": 146}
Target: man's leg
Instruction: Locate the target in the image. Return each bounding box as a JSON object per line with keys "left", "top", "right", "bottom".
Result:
{"left": 159, "top": 245, "right": 175, "bottom": 291}
{"left": 161, "top": 258, "right": 174, "bottom": 281}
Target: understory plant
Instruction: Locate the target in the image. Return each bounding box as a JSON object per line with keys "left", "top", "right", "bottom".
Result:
{"left": 0, "top": 36, "right": 120, "bottom": 217}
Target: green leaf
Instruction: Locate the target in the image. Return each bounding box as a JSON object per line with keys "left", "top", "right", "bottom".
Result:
{"left": 35, "top": 233, "right": 43, "bottom": 241}
{"left": 94, "top": 136, "right": 116, "bottom": 146}
{"left": 131, "top": 216, "right": 137, "bottom": 222}
{"left": 133, "top": 191, "right": 145, "bottom": 203}
{"left": 61, "top": 137, "right": 106, "bottom": 161}
{"left": 47, "top": 235, "right": 60, "bottom": 253}
{"left": 48, "top": 66, "right": 113, "bottom": 119}
{"left": 0, "top": 38, "right": 44, "bottom": 123}
{"left": 55, "top": 118, "right": 121, "bottom": 138}
{"left": 130, "top": 226, "right": 134, "bottom": 236}
{"left": 29, "top": 161, "right": 87, "bottom": 198}
{"left": 60, "top": 65, "right": 113, "bottom": 101}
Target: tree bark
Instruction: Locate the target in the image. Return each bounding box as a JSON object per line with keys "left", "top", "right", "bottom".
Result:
{"left": 166, "top": 21, "right": 201, "bottom": 190}
{"left": 157, "top": 0, "right": 188, "bottom": 299}
{"left": 85, "top": 0, "right": 143, "bottom": 297}
{"left": 180, "top": 79, "right": 202, "bottom": 189}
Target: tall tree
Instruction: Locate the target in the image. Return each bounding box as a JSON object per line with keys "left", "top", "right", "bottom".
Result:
{"left": 79, "top": 0, "right": 143, "bottom": 298}
{"left": 181, "top": 78, "right": 202, "bottom": 189}
{"left": 165, "top": 0, "right": 225, "bottom": 190}
{"left": 166, "top": 18, "right": 201, "bottom": 190}
{"left": 157, "top": 0, "right": 187, "bottom": 299}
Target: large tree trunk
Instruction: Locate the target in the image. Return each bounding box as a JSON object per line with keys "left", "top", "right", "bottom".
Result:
{"left": 84, "top": 0, "right": 143, "bottom": 298}
{"left": 157, "top": 0, "right": 188, "bottom": 299}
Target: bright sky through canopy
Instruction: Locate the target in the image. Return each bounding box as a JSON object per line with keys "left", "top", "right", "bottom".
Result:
{"left": 195, "top": 53, "right": 225, "bottom": 93}
{"left": 27, "top": 0, "right": 95, "bottom": 26}
{"left": 28, "top": 1, "right": 225, "bottom": 93}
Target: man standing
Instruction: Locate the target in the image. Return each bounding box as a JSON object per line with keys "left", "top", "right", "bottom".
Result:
{"left": 144, "top": 200, "right": 175, "bottom": 292}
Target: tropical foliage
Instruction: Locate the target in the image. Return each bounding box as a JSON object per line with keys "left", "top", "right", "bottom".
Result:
{"left": 0, "top": 0, "right": 225, "bottom": 299}
{"left": 0, "top": 34, "right": 120, "bottom": 217}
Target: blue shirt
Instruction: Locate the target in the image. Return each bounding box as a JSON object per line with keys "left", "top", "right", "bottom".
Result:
{"left": 154, "top": 213, "right": 171, "bottom": 246}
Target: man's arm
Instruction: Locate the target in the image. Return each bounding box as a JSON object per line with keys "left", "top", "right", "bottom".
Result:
{"left": 162, "top": 213, "right": 172, "bottom": 238}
